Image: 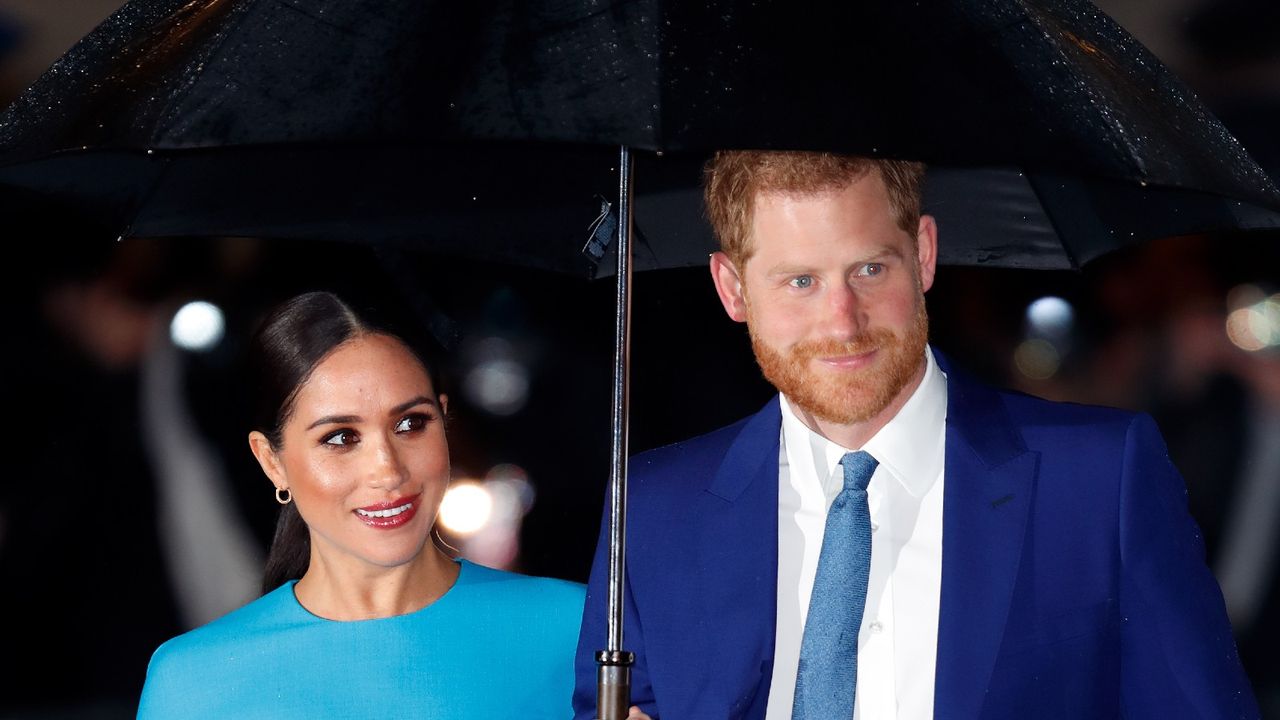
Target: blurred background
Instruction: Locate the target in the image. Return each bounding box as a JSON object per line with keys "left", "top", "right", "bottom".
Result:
{"left": 0, "top": 0, "right": 1277, "bottom": 717}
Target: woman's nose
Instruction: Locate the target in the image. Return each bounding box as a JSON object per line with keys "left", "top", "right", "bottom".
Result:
{"left": 368, "top": 436, "right": 409, "bottom": 490}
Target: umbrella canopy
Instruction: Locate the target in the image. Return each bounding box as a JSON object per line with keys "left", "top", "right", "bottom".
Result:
{"left": 1, "top": 0, "right": 1278, "bottom": 275}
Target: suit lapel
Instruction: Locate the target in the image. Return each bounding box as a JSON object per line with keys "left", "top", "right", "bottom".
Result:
{"left": 934, "top": 365, "right": 1039, "bottom": 720}
{"left": 707, "top": 396, "right": 783, "bottom": 503}
{"left": 693, "top": 397, "right": 781, "bottom": 716}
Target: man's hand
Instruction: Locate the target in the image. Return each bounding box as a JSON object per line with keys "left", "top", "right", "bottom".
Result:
{"left": 628, "top": 706, "right": 653, "bottom": 720}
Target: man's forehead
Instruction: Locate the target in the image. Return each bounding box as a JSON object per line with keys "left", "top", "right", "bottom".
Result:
{"left": 753, "top": 172, "right": 888, "bottom": 214}
{"left": 752, "top": 164, "right": 879, "bottom": 198}
{"left": 753, "top": 181, "right": 866, "bottom": 206}
{"left": 751, "top": 182, "right": 895, "bottom": 230}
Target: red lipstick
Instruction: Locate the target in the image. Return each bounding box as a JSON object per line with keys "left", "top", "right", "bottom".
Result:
{"left": 353, "top": 493, "right": 421, "bottom": 529}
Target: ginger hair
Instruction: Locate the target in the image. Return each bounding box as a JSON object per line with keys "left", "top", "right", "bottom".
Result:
{"left": 703, "top": 151, "right": 926, "bottom": 267}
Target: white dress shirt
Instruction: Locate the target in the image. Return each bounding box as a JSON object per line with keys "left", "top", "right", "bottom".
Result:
{"left": 766, "top": 348, "right": 948, "bottom": 720}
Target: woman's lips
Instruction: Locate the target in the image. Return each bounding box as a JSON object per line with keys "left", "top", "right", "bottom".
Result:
{"left": 353, "top": 493, "right": 421, "bottom": 529}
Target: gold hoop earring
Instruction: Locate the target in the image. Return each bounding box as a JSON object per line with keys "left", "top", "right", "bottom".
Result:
{"left": 432, "top": 526, "right": 460, "bottom": 558}
{"left": 275, "top": 487, "right": 292, "bottom": 505}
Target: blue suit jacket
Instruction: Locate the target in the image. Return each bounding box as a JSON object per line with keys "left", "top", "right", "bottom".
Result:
{"left": 573, "top": 359, "right": 1257, "bottom": 719}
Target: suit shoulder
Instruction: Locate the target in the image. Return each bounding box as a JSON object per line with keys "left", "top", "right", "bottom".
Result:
{"left": 986, "top": 387, "right": 1167, "bottom": 466}
{"left": 630, "top": 413, "right": 757, "bottom": 472}
{"left": 1003, "top": 386, "right": 1136, "bottom": 420}
{"left": 996, "top": 386, "right": 1141, "bottom": 432}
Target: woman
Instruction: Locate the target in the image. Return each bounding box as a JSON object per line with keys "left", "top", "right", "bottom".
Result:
{"left": 137, "top": 291, "right": 586, "bottom": 718}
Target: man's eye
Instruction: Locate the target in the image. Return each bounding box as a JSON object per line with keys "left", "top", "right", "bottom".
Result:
{"left": 858, "top": 263, "right": 885, "bottom": 277}
{"left": 395, "top": 414, "right": 429, "bottom": 433}
{"left": 323, "top": 430, "right": 358, "bottom": 446}
{"left": 789, "top": 275, "right": 814, "bottom": 289}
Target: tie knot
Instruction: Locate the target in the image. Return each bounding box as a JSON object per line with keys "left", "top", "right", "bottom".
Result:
{"left": 840, "top": 451, "right": 878, "bottom": 492}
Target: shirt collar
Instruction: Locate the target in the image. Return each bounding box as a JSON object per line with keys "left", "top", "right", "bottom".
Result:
{"left": 780, "top": 346, "right": 948, "bottom": 499}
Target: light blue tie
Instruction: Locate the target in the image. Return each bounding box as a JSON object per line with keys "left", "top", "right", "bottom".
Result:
{"left": 792, "top": 450, "right": 878, "bottom": 720}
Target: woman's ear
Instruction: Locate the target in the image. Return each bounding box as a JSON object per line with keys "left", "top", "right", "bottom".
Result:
{"left": 438, "top": 393, "right": 449, "bottom": 417}
{"left": 248, "top": 430, "right": 287, "bottom": 491}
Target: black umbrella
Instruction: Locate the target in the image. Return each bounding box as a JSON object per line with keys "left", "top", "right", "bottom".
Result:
{"left": 3, "top": 1, "right": 1279, "bottom": 717}
{"left": 1, "top": 0, "right": 1276, "bottom": 187}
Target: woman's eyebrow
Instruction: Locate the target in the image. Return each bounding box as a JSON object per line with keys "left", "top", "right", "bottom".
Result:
{"left": 306, "top": 414, "right": 360, "bottom": 431}
{"left": 305, "top": 397, "right": 435, "bottom": 430}
{"left": 391, "top": 396, "right": 436, "bottom": 415}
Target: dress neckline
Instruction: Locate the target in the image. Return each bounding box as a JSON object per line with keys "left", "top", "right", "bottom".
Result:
{"left": 280, "top": 559, "right": 469, "bottom": 624}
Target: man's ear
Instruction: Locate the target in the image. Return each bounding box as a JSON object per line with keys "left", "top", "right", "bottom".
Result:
{"left": 710, "top": 252, "right": 749, "bottom": 322}
{"left": 916, "top": 214, "right": 938, "bottom": 293}
{"left": 248, "top": 431, "right": 287, "bottom": 492}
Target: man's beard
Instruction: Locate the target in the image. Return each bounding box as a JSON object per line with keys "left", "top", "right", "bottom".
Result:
{"left": 749, "top": 302, "right": 929, "bottom": 426}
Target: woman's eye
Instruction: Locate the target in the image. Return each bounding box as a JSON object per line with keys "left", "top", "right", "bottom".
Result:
{"left": 394, "top": 414, "right": 429, "bottom": 433}
{"left": 322, "top": 429, "right": 358, "bottom": 446}
{"left": 789, "top": 275, "right": 814, "bottom": 289}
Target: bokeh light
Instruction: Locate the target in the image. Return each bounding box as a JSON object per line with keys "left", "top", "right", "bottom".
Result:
{"left": 439, "top": 482, "right": 493, "bottom": 534}
{"left": 1015, "top": 296, "right": 1073, "bottom": 380}
{"left": 1014, "top": 338, "right": 1061, "bottom": 380}
{"left": 1025, "top": 296, "right": 1074, "bottom": 337}
{"left": 1225, "top": 285, "right": 1280, "bottom": 352}
{"left": 169, "top": 301, "right": 225, "bottom": 351}
{"left": 440, "top": 466, "right": 537, "bottom": 569}
{"left": 463, "top": 337, "right": 531, "bottom": 416}
{"left": 485, "top": 463, "right": 536, "bottom": 518}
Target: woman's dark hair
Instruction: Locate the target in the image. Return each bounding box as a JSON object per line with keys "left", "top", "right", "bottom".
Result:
{"left": 250, "top": 291, "right": 440, "bottom": 592}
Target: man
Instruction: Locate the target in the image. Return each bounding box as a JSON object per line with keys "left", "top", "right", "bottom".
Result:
{"left": 572, "top": 151, "right": 1257, "bottom": 719}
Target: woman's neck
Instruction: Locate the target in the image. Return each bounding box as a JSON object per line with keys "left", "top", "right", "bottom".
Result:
{"left": 292, "top": 543, "right": 460, "bottom": 621}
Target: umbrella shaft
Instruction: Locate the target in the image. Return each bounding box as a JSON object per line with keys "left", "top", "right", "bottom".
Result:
{"left": 606, "top": 145, "right": 634, "bottom": 653}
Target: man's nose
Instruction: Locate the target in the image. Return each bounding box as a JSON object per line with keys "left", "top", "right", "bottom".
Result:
{"left": 821, "top": 283, "right": 867, "bottom": 339}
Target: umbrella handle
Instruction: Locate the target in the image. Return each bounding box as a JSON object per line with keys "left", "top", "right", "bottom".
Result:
{"left": 596, "top": 650, "right": 636, "bottom": 720}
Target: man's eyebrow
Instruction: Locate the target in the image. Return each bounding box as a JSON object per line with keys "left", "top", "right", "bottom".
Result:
{"left": 857, "top": 245, "right": 906, "bottom": 262}
{"left": 765, "top": 262, "right": 816, "bottom": 276}
{"left": 764, "top": 248, "right": 905, "bottom": 276}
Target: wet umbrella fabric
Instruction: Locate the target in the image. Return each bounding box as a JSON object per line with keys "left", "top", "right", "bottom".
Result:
{"left": 0, "top": 0, "right": 1272, "bottom": 184}
{"left": 1, "top": 0, "right": 1279, "bottom": 275}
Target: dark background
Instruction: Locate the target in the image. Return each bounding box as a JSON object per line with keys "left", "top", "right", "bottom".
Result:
{"left": 1, "top": 1, "right": 1278, "bottom": 717}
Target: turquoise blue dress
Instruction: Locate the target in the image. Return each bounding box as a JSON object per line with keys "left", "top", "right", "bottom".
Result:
{"left": 137, "top": 561, "right": 585, "bottom": 719}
